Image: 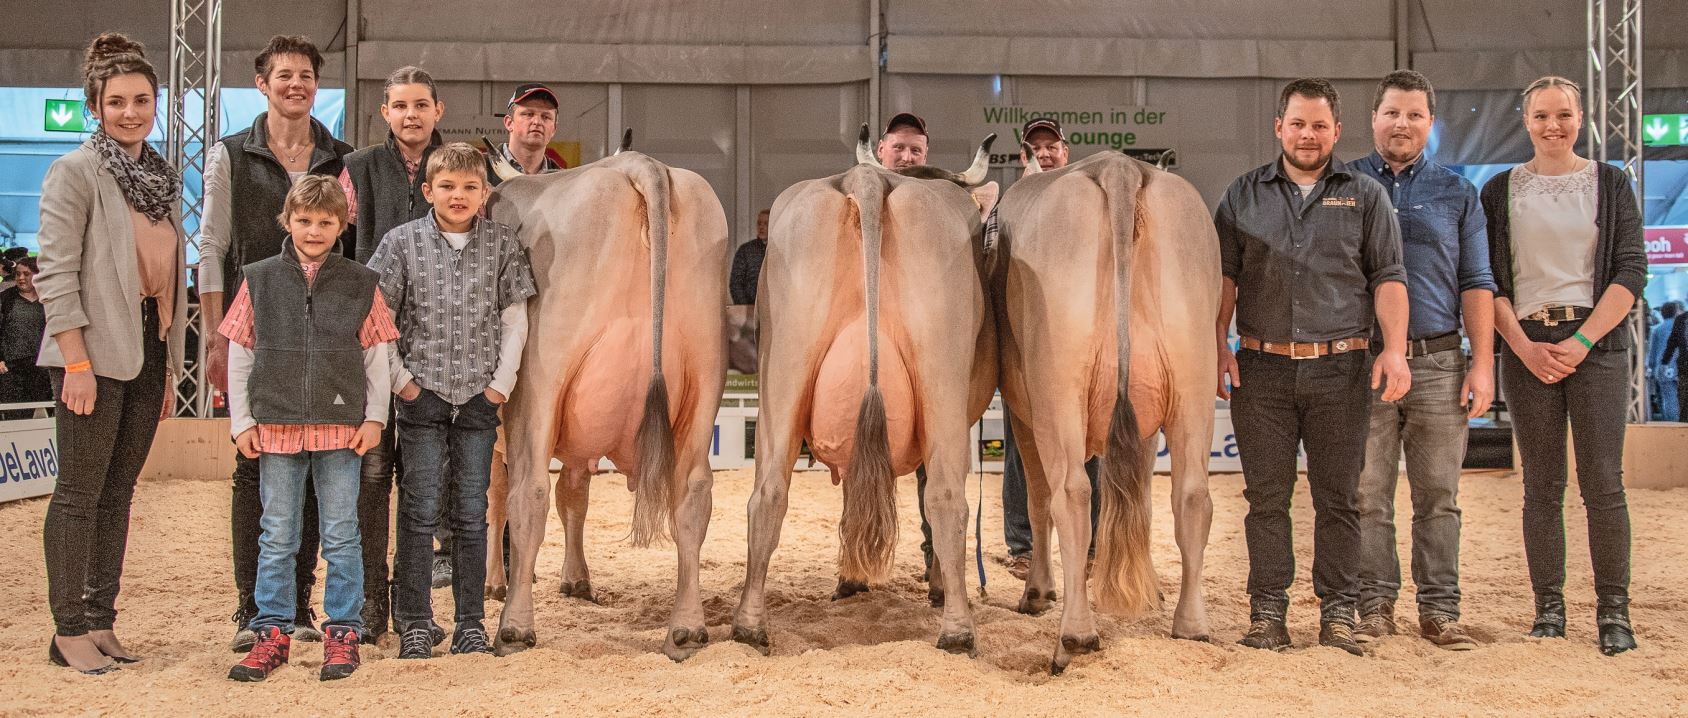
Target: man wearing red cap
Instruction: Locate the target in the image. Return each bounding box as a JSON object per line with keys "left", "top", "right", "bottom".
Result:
{"left": 487, "top": 83, "right": 562, "bottom": 186}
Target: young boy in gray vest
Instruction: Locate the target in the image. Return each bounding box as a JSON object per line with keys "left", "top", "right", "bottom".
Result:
{"left": 368, "top": 143, "right": 537, "bottom": 658}
{"left": 223, "top": 175, "right": 400, "bottom": 682}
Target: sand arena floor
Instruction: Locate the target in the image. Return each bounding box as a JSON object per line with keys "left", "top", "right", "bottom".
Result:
{"left": 1, "top": 466, "right": 1685, "bottom": 716}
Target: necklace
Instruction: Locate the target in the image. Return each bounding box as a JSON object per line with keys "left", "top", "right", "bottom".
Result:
{"left": 274, "top": 140, "right": 311, "bottom": 165}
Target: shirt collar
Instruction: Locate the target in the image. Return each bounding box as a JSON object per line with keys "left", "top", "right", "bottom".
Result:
{"left": 1362, "top": 150, "right": 1434, "bottom": 179}
{"left": 426, "top": 210, "right": 480, "bottom": 238}
{"left": 500, "top": 142, "right": 562, "bottom": 175}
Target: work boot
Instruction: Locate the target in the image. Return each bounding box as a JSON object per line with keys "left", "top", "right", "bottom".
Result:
{"left": 1318, "top": 621, "right": 1364, "bottom": 656}
{"left": 1238, "top": 617, "right": 1291, "bottom": 651}
{"left": 1354, "top": 602, "right": 1396, "bottom": 643}
{"left": 1597, "top": 595, "right": 1637, "bottom": 656}
{"left": 227, "top": 626, "right": 290, "bottom": 682}
{"left": 319, "top": 626, "right": 361, "bottom": 681}
{"left": 360, "top": 586, "right": 389, "bottom": 645}
{"left": 293, "top": 607, "right": 323, "bottom": 642}
{"left": 1419, "top": 614, "right": 1477, "bottom": 651}
{"left": 1005, "top": 555, "right": 1030, "bottom": 581}
{"left": 431, "top": 555, "right": 453, "bottom": 589}
{"left": 1531, "top": 593, "right": 1567, "bottom": 639}
{"left": 229, "top": 605, "right": 257, "bottom": 653}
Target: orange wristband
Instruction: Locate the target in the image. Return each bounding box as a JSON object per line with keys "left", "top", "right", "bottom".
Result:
{"left": 64, "top": 360, "right": 92, "bottom": 373}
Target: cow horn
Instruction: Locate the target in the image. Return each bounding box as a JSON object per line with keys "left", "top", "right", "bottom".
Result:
{"left": 1020, "top": 140, "right": 1042, "bottom": 175}
{"left": 958, "top": 133, "right": 996, "bottom": 186}
{"left": 616, "top": 128, "right": 634, "bottom": 155}
{"left": 480, "top": 135, "right": 522, "bottom": 182}
{"left": 855, "top": 123, "right": 881, "bottom": 167}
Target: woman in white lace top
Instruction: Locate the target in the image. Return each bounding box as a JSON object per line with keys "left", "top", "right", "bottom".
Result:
{"left": 1479, "top": 75, "right": 1649, "bottom": 657}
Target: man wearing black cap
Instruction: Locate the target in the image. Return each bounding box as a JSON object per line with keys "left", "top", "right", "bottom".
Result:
{"left": 995, "top": 117, "right": 1099, "bottom": 581}
{"left": 876, "top": 112, "right": 929, "bottom": 170}
{"left": 487, "top": 83, "right": 563, "bottom": 186}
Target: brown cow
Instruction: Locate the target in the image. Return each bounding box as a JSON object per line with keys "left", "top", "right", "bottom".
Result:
{"left": 993, "top": 150, "right": 1220, "bottom": 674}
{"left": 731, "top": 129, "right": 1000, "bottom": 657}
{"left": 484, "top": 146, "right": 728, "bottom": 661}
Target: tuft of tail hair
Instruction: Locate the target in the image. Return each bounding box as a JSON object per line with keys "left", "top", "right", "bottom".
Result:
{"left": 1090, "top": 157, "right": 1159, "bottom": 616}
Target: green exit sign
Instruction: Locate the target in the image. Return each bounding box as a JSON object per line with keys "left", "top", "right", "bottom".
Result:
{"left": 1644, "top": 113, "right": 1688, "bottom": 147}
{"left": 44, "top": 99, "right": 86, "bottom": 133}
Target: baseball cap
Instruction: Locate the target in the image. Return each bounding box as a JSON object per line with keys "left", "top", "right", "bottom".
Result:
{"left": 496, "top": 83, "right": 559, "bottom": 117}
{"left": 884, "top": 112, "right": 927, "bottom": 136}
{"left": 1021, "top": 117, "right": 1065, "bottom": 142}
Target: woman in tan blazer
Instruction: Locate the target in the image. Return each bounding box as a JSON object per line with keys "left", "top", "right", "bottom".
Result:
{"left": 35, "top": 33, "right": 187, "bottom": 674}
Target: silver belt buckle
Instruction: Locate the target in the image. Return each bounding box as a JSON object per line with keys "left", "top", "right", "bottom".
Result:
{"left": 1290, "top": 342, "right": 1321, "bottom": 360}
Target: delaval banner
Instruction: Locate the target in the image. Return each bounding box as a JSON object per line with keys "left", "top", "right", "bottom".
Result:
{"left": 0, "top": 415, "right": 59, "bottom": 503}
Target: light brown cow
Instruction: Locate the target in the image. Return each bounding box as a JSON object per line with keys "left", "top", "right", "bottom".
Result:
{"left": 730, "top": 130, "right": 1000, "bottom": 656}
{"left": 484, "top": 148, "right": 728, "bottom": 661}
{"left": 993, "top": 150, "right": 1220, "bottom": 674}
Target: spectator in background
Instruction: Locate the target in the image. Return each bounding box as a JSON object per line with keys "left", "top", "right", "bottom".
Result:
{"left": 728, "top": 209, "right": 770, "bottom": 306}
{"left": 0, "top": 256, "right": 51, "bottom": 419}
{"left": 1663, "top": 300, "right": 1688, "bottom": 421}
{"left": 1648, "top": 301, "right": 1681, "bottom": 421}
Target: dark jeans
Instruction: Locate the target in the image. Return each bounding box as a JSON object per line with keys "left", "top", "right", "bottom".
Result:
{"left": 1501, "top": 319, "right": 1631, "bottom": 600}
{"left": 1232, "top": 348, "right": 1373, "bottom": 625}
{"left": 1357, "top": 349, "right": 1468, "bottom": 620}
{"left": 999, "top": 410, "right": 1099, "bottom": 559}
{"left": 43, "top": 300, "right": 165, "bottom": 636}
{"left": 358, "top": 417, "right": 399, "bottom": 600}
{"left": 233, "top": 450, "right": 319, "bottom": 619}
{"left": 392, "top": 388, "right": 499, "bottom": 629}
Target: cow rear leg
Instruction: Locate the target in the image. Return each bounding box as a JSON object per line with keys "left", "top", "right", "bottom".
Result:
{"left": 925, "top": 440, "right": 978, "bottom": 657}
{"left": 1010, "top": 411, "right": 1059, "bottom": 615}
{"left": 731, "top": 427, "right": 800, "bottom": 656}
{"left": 556, "top": 465, "right": 596, "bottom": 602}
{"left": 484, "top": 438, "right": 510, "bottom": 602}
{"left": 1166, "top": 395, "right": 1215, "bottom": 641}
{"left": 494, "top": 407, "right": 557, "bottom": 656}
{"left": 1044, "top": 436, "right": 1099, "bottom": 675}
{"left": 663, "top": 455, "right": 714, "bottom": 661}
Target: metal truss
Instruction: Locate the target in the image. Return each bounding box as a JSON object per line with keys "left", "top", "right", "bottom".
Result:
{"left": 1587, "top": 0, "right": 1647, "bottom": 423}
{"left": 167, "top": 0, "right": 222, "bottom": 417}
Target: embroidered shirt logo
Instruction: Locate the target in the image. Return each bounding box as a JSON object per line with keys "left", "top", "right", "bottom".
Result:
{"left": 1321, "top": 196, "right": 1357, "bottom": 207}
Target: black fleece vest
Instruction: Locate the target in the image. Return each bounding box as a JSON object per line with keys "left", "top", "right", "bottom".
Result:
{"left": 217, "top": 114, "right": 353, "bottom": 311}
{"left": 243, "top": 244, "right": 378, "bottom": 425}
{"left": 343, "top": 132, "right": 440, "bottom": 264}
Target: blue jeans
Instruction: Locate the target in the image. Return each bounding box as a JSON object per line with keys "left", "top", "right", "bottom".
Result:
{"left": 1357, "top": 349, "right": 1468, "bottom": 620}
{"left": 254, "top": 447, "right": 364, "bottom": 633}
{"left": 392, "top": 388, "right": 499, "bottom": 629}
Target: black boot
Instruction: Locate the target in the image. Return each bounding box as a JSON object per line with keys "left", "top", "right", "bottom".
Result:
{"left": 1597, "top": 595, "right": 1637, "bottom": 656}
{"left": 360, "top": 583, "right": 390, "bottom": 645}
{"left": 1530, "top": 593, "right": 1566, "bottom": 638}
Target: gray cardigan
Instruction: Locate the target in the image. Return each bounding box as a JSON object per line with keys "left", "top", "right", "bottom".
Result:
{"left": 35, "top": 142, "right": 189, "bottom": 380}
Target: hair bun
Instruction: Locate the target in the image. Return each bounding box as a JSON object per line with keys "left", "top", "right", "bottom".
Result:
{"left": 86, "top": 33, "right": 145, "bottom": 64}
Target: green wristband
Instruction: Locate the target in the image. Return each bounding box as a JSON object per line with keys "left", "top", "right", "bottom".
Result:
{"left": 1573, "top": 331, "right": 1594, "bottom": 349}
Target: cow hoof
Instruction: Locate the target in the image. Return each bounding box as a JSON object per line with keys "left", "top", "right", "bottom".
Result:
{"left": 831, "top": 579, "right": 869, "bottom": 601}
{"left": 663, "top": 626, "right": 710, "bottom": 662}
{"left": 730, "top": 624, "right": 771, "bottom": 655}
{"left": 936, "top": 632, "right": 977, "bottom": 657}
{"left": 1172, "top": 632, "right": 1212, "bottom": 644}
{"left": 485, "top": 584, "right": 507, "bottom": 602}
{"left": 1051, "top": 633, "right": 1100, "bottom": 676}
{"left": 560, "top": 579, "right": 598, "bottom": 603}
{"left": 1017, "top": 587, "right": 1057, "bottom": 615}
{"left": 494, "top": 627, "right": 537, "bottom": 657}
{"left": 928, "top": 585, "right": 945, "bottom": 608}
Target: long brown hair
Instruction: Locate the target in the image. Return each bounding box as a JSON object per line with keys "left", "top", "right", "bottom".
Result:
{"left": 81, "top": 33, "right": 158, "bottom": 106}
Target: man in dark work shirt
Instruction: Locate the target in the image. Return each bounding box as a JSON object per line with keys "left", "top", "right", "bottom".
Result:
{"left": 729, "top": 209, "right": 770, "bottom": 305}
{"left": 1213, "top": 77, "right": 1411, "bottom": 657}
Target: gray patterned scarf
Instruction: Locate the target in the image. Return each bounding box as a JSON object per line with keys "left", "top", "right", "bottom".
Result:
{"left": 90, "top": 130, "right": 181, "bottom": 223}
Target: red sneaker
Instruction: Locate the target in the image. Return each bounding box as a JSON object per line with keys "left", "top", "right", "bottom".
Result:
{"left": 320, "top": 626, "right": 361, "bottom": 681}
{"left": 228, "top": 626, "right": 290, "bottom": 682}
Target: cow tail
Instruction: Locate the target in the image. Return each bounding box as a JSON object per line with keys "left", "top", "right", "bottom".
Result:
{"left": 1092, "top": 158, "right": 1159, "bottom": 616}
{"left": 631, "top": 157, "right": 677, "bottom": 548}
{"left": 839, "top": 169, "right": 897, "bottom": 583}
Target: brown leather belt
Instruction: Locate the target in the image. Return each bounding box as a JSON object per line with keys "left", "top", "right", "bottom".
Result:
{"left": 1240, "top": 336, "right": 1370, "bottom": 360}
{"left": 1522, "top": 305, "right": 1590, "bottom": 326}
